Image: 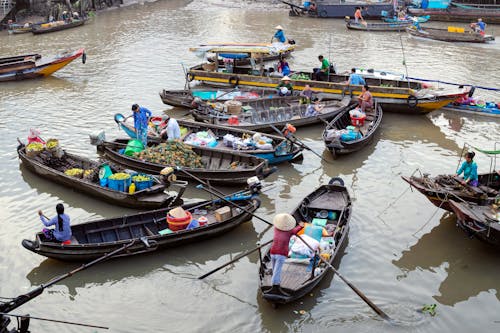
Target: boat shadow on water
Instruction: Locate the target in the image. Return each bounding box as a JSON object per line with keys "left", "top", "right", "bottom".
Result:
{"left": 392, "top": 212, "right": 500, "bottom": 306}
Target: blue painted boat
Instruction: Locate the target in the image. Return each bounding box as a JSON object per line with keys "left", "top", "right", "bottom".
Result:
{"left": 441, "top": 102, "right": 500, "bottom": 117}
{"left": 113, "top": 114, "right": 303, "bottom": 165}
{"left": 382, "top": 15, "right": 430, "bottom": 23}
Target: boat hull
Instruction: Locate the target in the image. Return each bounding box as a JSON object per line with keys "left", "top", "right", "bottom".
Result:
{"left": 346, "top": 21, "right": 409, "bottom": 31}
{"left": 32, "top": 19, "right": 85, "bottom": 34}
{"left": 441, "top": 104, "right": 500, "bottom": 118}
{"left": 406, "top": 26, "right": 495, "bottom": 43}
{"left": 409, "top": 7, "right": 500, "bottom": 24}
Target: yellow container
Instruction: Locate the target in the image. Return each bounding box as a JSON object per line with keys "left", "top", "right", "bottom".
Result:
{"left": 447, "top": 26, "right": 457, "bottom": 32}
{"left": 456, "top": 27, "right": 465, "bottom": 33}
{"left": 128, "top": 182, "right": 136, "bottom": 194}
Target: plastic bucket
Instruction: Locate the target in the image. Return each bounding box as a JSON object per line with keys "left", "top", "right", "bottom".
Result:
{"left": 350, "top": 115, "right": 366, "bottom": 126}
{"left": 167, "top": 211, "right": 192, "bottom": 231}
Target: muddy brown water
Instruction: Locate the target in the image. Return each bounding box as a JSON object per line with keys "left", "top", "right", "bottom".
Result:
{"left": 1, "top": 1, "right": 500, "bottom": 332}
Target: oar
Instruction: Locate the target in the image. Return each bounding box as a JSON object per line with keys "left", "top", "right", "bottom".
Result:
{"left": 199, "top": 239, "right": 273, "bottom": 280}
{"left": 269, "top": 124, "right": 334, "bottom": 164}
{"left": 187, "top": 170, "right": 392, "bottom": 321}
{"left": 0, "top": 312, "right": 108, "bottom": 330}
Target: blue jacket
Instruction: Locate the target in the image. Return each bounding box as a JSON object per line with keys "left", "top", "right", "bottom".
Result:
{"left": 41, "top": 214, "right": 72, "bottom": 241}
{"left": 349, "top": 73, "right": 365, "bottom": 85}
{"left": 133, "top": 106, "right": 152, "bottom": 130}
{"left": 274, "top": 30, "right": 286, "bottom": 43}
{"left": 457, "top": 161, "right": 478, "bottom": 182}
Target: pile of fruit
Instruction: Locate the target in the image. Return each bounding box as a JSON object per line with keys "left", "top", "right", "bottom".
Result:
{"left": 26, "top": 142, "right": 44, "bottom": 152}
{"left": 46, "top": 139, "right": 59, "bottom": 150}
{"left": 132, "top": 174, "right": 151, "bottom": 183}
{"left": 108, "top": 173, "right": 131, "bottom": 181}
{"left": 64, "top": 168, "right": 84, "bottom": 177}
{"left": 290, "top": 73, "right": 310, "bottom": 81}
{"left": 134, "top": 142, "right": 204, "bottom": 168}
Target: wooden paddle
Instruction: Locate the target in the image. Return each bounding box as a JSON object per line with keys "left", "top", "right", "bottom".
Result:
{"left": 181, "top": 168, "right": 392, "bottom": 322}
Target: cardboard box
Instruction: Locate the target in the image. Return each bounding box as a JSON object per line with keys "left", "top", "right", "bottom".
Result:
{"left": 215, "top": 206, "right": 232, "bottom": 222}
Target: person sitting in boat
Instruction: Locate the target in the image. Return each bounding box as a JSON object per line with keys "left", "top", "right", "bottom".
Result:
{"left": 61, "top": 11, "right": 70, "bottom": 22}
{"left": 309, "top": 2, "right": 317, "bottom": 13}
{"left": 267, "top": 213, "right": 304, "bottom": 294}
{"left": 131, "top": 104, "right": 152, "bottom": 146}
{"left": 470, "top": 18, "right": 486, "bottom": 35}
{"left": 72, "top": 12, "right": 80, "bottom": 20}
{"left": 412, "top": 17, "right": 422, "bottom": 31}
{"left": 159, "top": 116, "right": 181, "bottom": 141}
{"left": 273, "top": 25, "right": 286, "bottom": 43}
{"left": 455, "top": 151, "right": 479, "bottom": 186}
{"left": 28, "top": 128, "right": 45, "bottom": 145}
{"left": 299, "top": 84, "right": 314, "bottom": 104}
{"left": 354, "top": 7, "right": 365, "bottom": 24}
{"left": 277, "top": 58, "right": 291, "bottom": 77}
{"left": 347, "top": 68, "right": 366, "bottom": 86}
{"left": 358, "top": 85, "right": 373, "bottom": 112}
{"left": 313, "top": 55, "right": 330, "bottom": 81}
{"left": 38, "top": 203, "right": 72, "bottom": 243}
{"left": 305, "top": 98, "right": 324, "bottom": 117}
{"left": 276, "top": 76, "right": 293, "bottom": 96}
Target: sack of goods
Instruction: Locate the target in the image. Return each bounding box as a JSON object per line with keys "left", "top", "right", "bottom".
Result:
{"left": 134, "top": 142, "right": 204, "bottom": 168}
{"left": 349, "top": 108, "right": 365, "bottom": 118}
{"left": 340, "top": 126, "right": 362, "bottom": 142}
{"left": 224, "top": 100, "right": 242, "bottom": 114}
{"left": 184, "top": 131, "right": 217, "bottom": 148}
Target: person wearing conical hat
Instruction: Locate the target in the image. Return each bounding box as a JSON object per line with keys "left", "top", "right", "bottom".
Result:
{"left": 276, "top": 76, "right": 293, "bottom": 96}
{"left": 273, "top": 25, "right": 287, "bottom": 43}
{"left": 268, "top": 214, "right": 304, "bottom": 290}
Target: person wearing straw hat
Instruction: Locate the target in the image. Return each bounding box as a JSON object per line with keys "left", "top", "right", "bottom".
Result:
{"left": 272, "top": 25, "right": 287, "bottom": 43}
{"left": 268, "top": 214, "right": 304, "bottom": 291}
{"left": 276, "top": 76, "right": 293, "bottom": 96}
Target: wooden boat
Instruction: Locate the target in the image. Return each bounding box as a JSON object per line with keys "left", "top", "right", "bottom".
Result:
{"left": 323, "top": 102, "right": 383, "bottom": 156}
{"left": 449, "top": 200, "right": 500, "bottom": 247}
{"left": 409, "top": 3, "right": 500, "bottom": 24}
{"left": 22, "top": 192, "right": 261, "bottom": 261}
{"left": 96, "top": 139, "right": 275, "bottom": 186}
{"left": 7, "top": 23, "right": 33, "bottom": 34}
{"left": 0, "top": 48, "right": 85, "bottom": 82}
{"left": 17, "top": 142, "right": 185, "bottom": 209}
{"left": 282, "top": 0, "right": 395, "bottom": 18}
{"left": 187, "top": 63, "right": 470, "bottom": 114}
{"left": 382, "top": 15, "right": 430, "bottom": 23}
{"left": 191, "top": 96, "right": 352, "bottom": 133}
{"left": 401, "top": 173, "right": 500, "bottom": 212}
{"left": 346, "top": 20, "right": 410, "bottom": 31}
{"left": 406, "top": 26, "right": 495, "bottom": 43}
{"left": 31, "top": 19, "right": 85, "bottom": 34}
{"left": 159, "top": 88, "right": 272, "bottom": 108}
{"left": 441, "top": 102, "right": 500, "bottom": 118}
{"left": 259, "top": 178, "right": 352, "bottom": 304}
{"left": 114, "top": 114, "right": 303, "bottom": 164}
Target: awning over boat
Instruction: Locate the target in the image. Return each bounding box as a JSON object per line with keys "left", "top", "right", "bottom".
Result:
{"left": 190, "top": 43, "right": 295, "bottom": 58}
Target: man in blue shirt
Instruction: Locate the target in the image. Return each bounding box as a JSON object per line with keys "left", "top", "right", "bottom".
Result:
{"left": 132, "top": 104, "right": 152, "bottom": 146}
{"left": 471, "top": 18, "right": 486, "bottom": 35}
{"left": 347, "top": 68, "right": 366, "bottom": 85}
{"left": 273, "top": 25, "right": 286, "bottom": 43}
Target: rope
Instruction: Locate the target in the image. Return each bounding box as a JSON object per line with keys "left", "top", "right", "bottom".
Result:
{"left": 406, "top": 77, "right": 500, "bottom": 92}
{"left": 412, "top": 194, "right": 447, "bottom": 238}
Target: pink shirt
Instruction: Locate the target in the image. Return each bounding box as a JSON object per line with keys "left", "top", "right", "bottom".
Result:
{"left": 270, "top": 225, "right": 303, "bottom": 256}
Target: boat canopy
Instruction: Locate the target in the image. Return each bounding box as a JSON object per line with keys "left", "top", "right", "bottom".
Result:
{"left": 190, "top": 43, "right": 295, "bottom": 58}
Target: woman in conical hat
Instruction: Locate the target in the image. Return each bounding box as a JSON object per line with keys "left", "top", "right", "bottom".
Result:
{"left": 268, "top": 214, "right": 304, "bottom": 289}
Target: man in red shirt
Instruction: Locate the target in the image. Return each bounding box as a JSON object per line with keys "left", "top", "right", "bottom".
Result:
{"left": 269, "top": 214, "right": 304, "bottom": 290}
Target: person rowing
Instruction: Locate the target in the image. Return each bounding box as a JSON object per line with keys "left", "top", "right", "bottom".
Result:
{"left": 38, "top": 203, "right": 72, "bottom": 243}
{"left": 455, "top": 151, "right": 478, "bottom": 186}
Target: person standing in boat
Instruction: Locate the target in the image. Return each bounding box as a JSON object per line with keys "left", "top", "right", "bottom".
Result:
{"left": 38, "top": 203, "right": 72, "bottom": 243}
{"left": 131, "top": 104, "right": 152, "bottom": 146}
{"left": 470, "top": 18, "right": 486, "bottom": 35}
{"left": 455, "top": 151, "right": 479, "bottom": 186}
{"left": 358, "top": 85, "right": 373, "bottom": 112}
{"left": 272, "top": 25, "right": 286, "bottom": 43}
{"left": 354, "top": 7, "right": 364, "bottom": 24}
{"left": 159, "top": 116, "right": 181, "bottom": 141}
{"left": 268, "top": 214, "right": 304, "bottom": 293}
{"left": 276, "top": 76, "right": 293, "bottom": 96}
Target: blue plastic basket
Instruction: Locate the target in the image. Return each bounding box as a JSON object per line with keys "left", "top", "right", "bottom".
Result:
{"left": 108, "top": 177, "right": 131, "bottom": 192}
{"left": 135, "top": 179, "right": 153, "bottom": 191}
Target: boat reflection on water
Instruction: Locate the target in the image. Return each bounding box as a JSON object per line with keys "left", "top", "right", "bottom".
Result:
{"left": 392, "top": 212, "right": 500, "bottom": 306}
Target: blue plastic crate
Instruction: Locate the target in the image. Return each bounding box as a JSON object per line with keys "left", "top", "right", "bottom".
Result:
{"left": 135, "top": 179, "right": 153, "bottom": 191}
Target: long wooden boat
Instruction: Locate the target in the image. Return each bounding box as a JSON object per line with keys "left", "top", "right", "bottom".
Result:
{"left": 346, "top": 20, "right": 410, "bottom": 31}
{"left": 449, "top": 200, "right": 500, "bottom": 247}
{"left": 441, "top": 103, "right": 500, "bottom": 118}
{"left": 259, "top": 178, "right": 352, "bottom": 304}
{"left": 159, "top": 88, "right": 272, "bottom": 108}
{"left": 382, "top": 15, "right": 430, "bottom": 23}
{"left": 0, "top": 48, "right": 84, "bottom": 82}
{"left": 31, "top": 19, "right": 85, "bottom": 34}
{"left": 114, "top": 114, "right": 303, "bottom": 164}
{"left": 323, "top": 102, "right": 383, "bottom": 157}
{"left": 22, "top": 193, "right": 261, "bottom": 261}
{"left": 17, "top": 142, "right": 185, "bottom": 209}
{"left": 192, "top": 96, "right": 352, "bottom": 133}
{"left": 282, "top": 0, "right": 395, "bottom": 18}
{"left": 406, "top": 26, "right": 495, "bottom": 43}
{"left": 409, "top": 4, "right": 500, "bottom": 24}
{"left": 187, "top": 64, "right": 469, "bottom": 114}
{"left": 402, "top": 173, "right": 500, "bottom": 212}
{"left": 96, "top": 139, "right": 275, "bottom": 186}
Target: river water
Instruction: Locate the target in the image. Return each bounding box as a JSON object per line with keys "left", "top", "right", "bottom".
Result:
{"left": 1, "top": 0, "right": 500, "bottom": 332}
